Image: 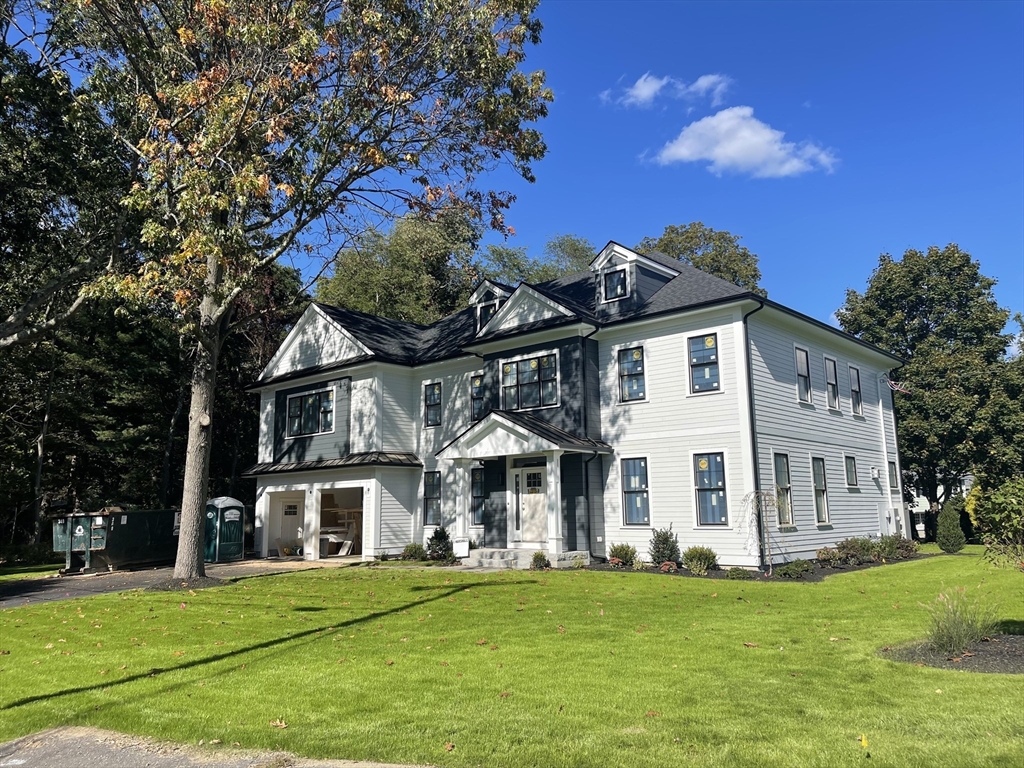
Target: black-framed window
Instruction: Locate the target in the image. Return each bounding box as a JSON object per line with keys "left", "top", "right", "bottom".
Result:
{"left": 603, "top": 268, "right": 627, "bottom": 301}
{"left": 470, "top": 375, "right": 486, "bottom": 421}
{"left": 795, "top": 348, "right": 811, "bottom": 402}
{"left": 825, "top": 358, "right": 839, "bottom": 410}
{"left": 618, "top": 347, "right": 646, "bottom": 402}
{"left": 287, "top": 389, "right": 334, "bottom": 437}
{"left": 690, "top": 334, "right": 720, "bottom": 393}
{"left": 471, "top": 467, "right": 485, "bottom": 526}
{"left": 478, "top": 302, "right": 498, "bottom": 330}
{"left": 621, "top": 458, "right": 650, "bottom": 525}
{"left": 424, "top": 471, "right": 441, "bottom": 526}
{"left": 424, "top": 382, "right": 441, "bottom": 427}
{"left": 501, "top": 355, "right": 557, "bottom": 410}
{"left": 850, "top": 366, "right": 863, "bottom": 415}
{"left": 812, "top": 457, "right": 829, "bottom": 523}
{"left": 774, "top": 453, "right": 792, "bottom": 526}
{"left": 694, "top": 452, "right": 727, "bottom": 525}
{"left": 845, "top": 456, "right": 858, "bottom": 486}
{"left": 888, "top": 461, "right": 899, "bottom": 489}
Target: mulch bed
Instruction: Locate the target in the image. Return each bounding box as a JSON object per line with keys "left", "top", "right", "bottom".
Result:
{"left": 880, "top": 634, "right": 1024, "bottom": 674}
{"left": 146, "top": 576, "right": 225, "bottom": 592}
{"left": 586, "top": 555, "right": 929, "bottom": 582}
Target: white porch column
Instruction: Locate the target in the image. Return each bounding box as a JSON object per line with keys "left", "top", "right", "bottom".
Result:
{"left": 455, "top": 460, "right": 469, "bottom": 538}
{"left": 546, "top": 450, "right": 564, "bottom": 556}
{"left": 303, "top": 487, "right": 320, "bottom": 561}
{"left": 256, "top": 490, "right": 270, "bottom": 558}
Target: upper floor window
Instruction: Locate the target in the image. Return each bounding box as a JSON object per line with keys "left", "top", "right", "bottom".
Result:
{"left": 501, "top": 354, "right": 557, "bottom": 410}
{"left": 845, "top": 455, "right": 858, "bottom": 487}
{"left": 478, "top": 302, "right": 498, "bottom": 331}
{"left": 888, "top": 461, "right": 899, "bottom": 489}
{"left": 618, "top": 347, "right": 646, "bottom": 402}
{"left": 690, "top": 334, "right": 720, "bottom": 393}
{"left": 470, "top": 375, "right": 486, "bottom": 421}
{"left": 287, "top": 389, "right": 333, "bottom": 437}
{"left": 812, "top": 457, "right": 829, "bottom": 524}
{"left": 774, "top": 453, "right": 792, "bottom": 526}
{"left": 795, "top": 347, "right": 811, "bottom": 403}
{"left": 424, "top": 382, "right": 442, "bottom": 427}
{"left": 603, "top": 268, "right": 627, "bottom": 302}
{"left": 849, "top": 366, "right": 863, "bottom": 415}
{"left": 695, "top": 452, "right": 728, "bottom": 525}
{"left": 825, "top": 357, "right": 839, "bottom": 410}
{"left": 621, "top": 458, "right": 650, "bottom": 525}
{"left": 471, "top": 467, "right": 485, "bottom": 526}
{"left": 424, "top": 471, "right": 441, "bottom": 526}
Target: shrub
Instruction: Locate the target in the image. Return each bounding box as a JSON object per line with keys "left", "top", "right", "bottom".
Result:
{"left": 571, "top": 554, "right": 587, "bottom": 569}
{"left": 608, "top": 543, "right": 637, "bottom": 567}
{"left": 937, "top": 497, "right": 967, "bottom": 553}
{"left": 775, "top": 559, "right": 813, "bottom": 579}
{"left": 682, "top": 546, "right": 718, "bottom": 576}
{"left": 426, "top": 527, "right": 455, "bottom": 564}
{"left": 631, "top": 557, "right": 648, "bottom": 571}
{"left": 726, "top": 567, "right": 753, "bottom": 580}
{"left": 873, "top": 535, "right": 900, "bottom": 561}
{"left": 660, "top": 561, "right": 678, "bottom": 573}
{"left": 0, "top": 543, "right": 63, "bottom": 567}
{"left": 836, "top": 537, "right": 875, "bottom": 565}
{"left": 648, "top": 526, "right": 680, "bottom": 565}
{"left": 530, "top": 550, "right": 550, "bottom": 570}
{"left": 816, "top": 547, "right": 844, "bottom": 569}
{"left": 402, "top": 543, "right": 427, "bottom": 561}
{"left": 608, "top": 557, "right": 624, "bottom": 567}
{"left": 895, "top": 536, "right": 919, "bottom": 559}
{"left": 974, "top": 476, "right": 1024, "bottom": 569}
{"left": 924, "top": 586, "right": 998, "bottom": 655}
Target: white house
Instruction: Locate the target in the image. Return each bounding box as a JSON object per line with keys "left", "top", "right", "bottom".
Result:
{"left": 244, "top": 242, "right": 907, "bottom": 568}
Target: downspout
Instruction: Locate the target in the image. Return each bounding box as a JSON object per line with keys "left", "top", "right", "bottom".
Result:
{"left": 885, "top": 362, "right": 908, "bottom": 537}
{"left": 742, "top": 298, "right": 766, "bottom": 570}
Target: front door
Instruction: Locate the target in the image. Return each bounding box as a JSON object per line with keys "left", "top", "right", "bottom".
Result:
{"left": 514, "top": 469, "right": 547, "bottom": 543}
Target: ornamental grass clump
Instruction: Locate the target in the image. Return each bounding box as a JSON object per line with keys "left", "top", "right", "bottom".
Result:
{"left": 924, "top": 586, "right": 998, "bottom": 655}
{"left": 682, "top": 546, "right": 718, "bottom": 576}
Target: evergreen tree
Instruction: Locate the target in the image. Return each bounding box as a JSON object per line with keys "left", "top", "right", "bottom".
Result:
{"left": 937, "top": 496, "right": 967, "bottom": 554}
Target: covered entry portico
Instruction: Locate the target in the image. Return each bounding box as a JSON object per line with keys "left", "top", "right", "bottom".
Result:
{"left": 437, "top": 410, "right": 611, "bottom": 557}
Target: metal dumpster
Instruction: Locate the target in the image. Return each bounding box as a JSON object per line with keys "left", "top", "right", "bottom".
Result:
{"left": 204, "top": 497, "right": 245, "bottom": 563}
{"left": 52, "top": 507, "right": 179, "bottom": 573}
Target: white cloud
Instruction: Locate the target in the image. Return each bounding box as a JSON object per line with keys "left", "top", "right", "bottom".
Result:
{"left": 604, "top": 72, "right": 733, "bottom": 108}
{"left": 678, "top": 74, "right": 732, "bottom": 107}
{"left": 621, "top": 72, "right": 673, "bottom": 107}
{"left": 598, "top": 88, "right": 613, "bottom": 105}
{"left": 655, "top": 106, "right": 837, "bottom": 178}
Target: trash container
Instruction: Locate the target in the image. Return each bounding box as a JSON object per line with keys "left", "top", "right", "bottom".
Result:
{"left": 52, "top": 507, "right": 179, "bottom": 573}
{"left": 204, "top": 497, "right": 245, "bottom": 563}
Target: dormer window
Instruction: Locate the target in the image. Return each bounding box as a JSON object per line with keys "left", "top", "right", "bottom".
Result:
{"left": 603, "top": 268, "right": 628, "bottom": 302}
{"left": 478, "top": 301, "right": 498, "bottom": 330}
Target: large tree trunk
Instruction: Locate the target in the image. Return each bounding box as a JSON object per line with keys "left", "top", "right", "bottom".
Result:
{"left": 32, "top": 368, "right": 54, "bottom": 544}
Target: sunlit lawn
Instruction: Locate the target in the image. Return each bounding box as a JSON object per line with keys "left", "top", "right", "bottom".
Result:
{"left": 0, "top": 563, "right": 61, "bottom": 583}
{"left": 0, "top": 552, "right": 1021, "bottom": 767}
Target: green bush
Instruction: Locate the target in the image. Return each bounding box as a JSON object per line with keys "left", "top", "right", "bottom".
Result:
{"left": 815, "top": 547, "right": 844, "bottom": 569}
{"left": 937, "top": 497, "right": 967, "bottom": 553}
{"left": 895, "top": 536, "right": 919, "bottom": 559}
{"left": 974, "top": 476, "right": 1024, "bottom": 569}
{"left": 0, "top": 543, "right": 64, "bottom": 567}
{"left": 648, "top": 526, "right": 680, "bottom": 565}
{"left": 836, "top": 537, "right": 875, "bottom": 565}
{"left": 924, "top": 586, "right": 998, "bottom": 655}
{"left": 681, "top": 546, "right": 718, "bottom": 576}
{"left": 402, "top": 543, "right": 427, "bottom": 561}
{"left": 571, "top": 554, "right": 587, "bottom": 569}
{"left": 608, "top": 543, "right": 637, "bottom": 567}
{"left": 631, "top": 557, "right": 648, "bottom": 571}
{"left": 775, "top": 559, "right": 813, "bottom": 578}
{"left": 530, "top": 550, "right": 550, "bottom": 570}
{"left": 873, "top": 535, "right": 900, "bottom": 561}
{"left": 426, "top": 527, "right": 455, "bottom": 564}
{"left": 376, "top": 551, "right": 391, "bottom": 562}
{"left": 726, "top": 567, "right": 753, "bottom": 580}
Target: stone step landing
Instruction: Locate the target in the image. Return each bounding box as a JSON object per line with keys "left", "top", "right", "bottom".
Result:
{"left": 461, "top": 548, "right": 591, "bottom": 570}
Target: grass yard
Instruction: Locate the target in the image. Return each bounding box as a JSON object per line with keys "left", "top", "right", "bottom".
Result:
{"left": 0, "top": 563, "right": 61, "bottom": 583}
{"left": 0, "top": 552, "right": 1021, "bottom": 767}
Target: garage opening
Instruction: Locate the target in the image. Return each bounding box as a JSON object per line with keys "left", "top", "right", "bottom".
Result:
{"left": 319, "top": 489, "right": 363, "bottom": 557}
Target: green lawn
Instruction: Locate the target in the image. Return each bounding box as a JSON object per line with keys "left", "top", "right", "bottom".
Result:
{"left": 0, "top": 553, "right": 1021, "bottom": 767}
{"left": 0, "top": 563, "right": 61, "bottom": 583}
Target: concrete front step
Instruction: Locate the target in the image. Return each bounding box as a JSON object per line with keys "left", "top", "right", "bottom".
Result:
{"left": 461, "top": 548, "right": 591, "bottom": 570}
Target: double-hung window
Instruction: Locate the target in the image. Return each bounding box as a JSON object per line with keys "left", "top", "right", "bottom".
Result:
{"left": 849, "top": 366, "right": 863, "bottom": 415}
{"left": 845, "top": 455, "right": 858, "bottom": 487}
{"left": 888, "top": 461, "right": 899, "bottom": 489}
{"left": 478, "top": 301, "right": 498, "bottom": 330}
{"left": 618, "top": 347, "right": 646, "bottom": 402}
{"left": 470, "top": 375, "right": 486, "bottom": 421}
{"left": 695, "top": 452, "right": 728, "bottom": 525}
{"left": 287, "top": 389, "right": 334, "bottom": 437}
{"left": 603, "top": 269, "right": 627, "bottom": 301}
{"left": 424, "top": 382, "right": 442, "bottom": 427}
{"left": 501, "top": 355, "right": 557, "bottom": 410}
{"left": 795, "top": 348, "right": 812, "bottom": 402}
{"left": 471, "top": 467, "right": 485, "bottom": 526}
{"left": 774, "top": 453, "right": 792, "bottom": 526}
{"left": 621, "top": 458, "right": 650, "bottom": 525}
{"left": 825, "top": 357, "right": 840, "bottom": 410}
{"left": 689, "top": 334, "right": 720, "bottom": 392}
{"left": 424, "top": 471, "right": 441, "bottom": 526}
{"left": 812, "top": 457, "right": 829, "bottom": 524}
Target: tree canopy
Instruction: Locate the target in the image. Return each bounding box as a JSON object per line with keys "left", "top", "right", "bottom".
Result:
{"left": 635, "top": 222, "right": 765, "bottom": 295}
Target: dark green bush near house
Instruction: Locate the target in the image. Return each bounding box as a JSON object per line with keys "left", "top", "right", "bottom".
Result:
{"left": 608, "top": 543, "right": 637, "bottom": 567}
{"left": 426, "top": 527, "right": 455, "bottom": 563}
{"left": 530, "top": 550, "right": 550, "bottom": 570}
{"left": 925, "top": 586, "right": 998, "bottom": 655}
{"left": 727, "top": 566, "right": 753, "bottom": 580}
{"left": 376, "top": 551, "right": 391, "bottom": 562}
{"left": 938, "top": 497, "right": 967, "bottom": 553}
{"left": 648, "top": 525, "right": 680, "bottom": 565}
{"left": 816, "top": 547, "right": 844, "bottom": 569}
{"left": 873, "top": 535, "right": 900, "bottom": 561}
{"left": 895, "top": 536, "right": 919, "bottom": 559}
{"left": 402, "top": 543, "right": 427, "bottom": 561}
{"left": 836, "top": 537, "right": 875, "bottom": 565}
{"left": 973, "top": 476, "right": 1024, "bottom": 568}
{"left": 775, "top": 559, "right": 813, "bottom": 578}
{"left": 681, "top": 546, "right": 718, "bottom": 576}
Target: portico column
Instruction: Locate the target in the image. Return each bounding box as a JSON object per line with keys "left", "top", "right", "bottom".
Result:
{"left": 256, "top": 490, "right": 270, "bottom": 558}
{"left": 303, "top": 487, "right": 319, "bottom": 561}
{"left": 455, "top": 459, "right": 469, "bottom": 538}
{"left": 546, "top": 450, "right": 564, "bottom": 556}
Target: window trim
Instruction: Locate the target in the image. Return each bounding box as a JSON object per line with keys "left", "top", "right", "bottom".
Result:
{"left": 795, "top": 346, "right": 812, "bottom": 404}
{"left": 423, "top": 381, "right": 442, "bottom": 428}
{"left": 619, "top": 455, "right": 652, "bottom": 527}
{"left": 692, "top": 450, "right": 729, "bottom": 527}
{"left": 824, "top": 356, "right": 840, "bottom": 411}
{"left": 423, "top": 470, "right": 442, "bottom": 527}
{"left": 888, "top": 461, "right": 899, "bottom": 492}
{"left": 499, "top": 350, "right": 560, "bottom": 412}
{"left": 470, "top": 466, "right": 486, "bottom": 527}
{"left": 617, "top": 345, "right": 648, "bottom": 403}
{"left": 849, "top": 365, "right": 863, "bottom": 416}
{"left": 811, "top": 456, "right": 830, "bottom": 525}
{"left": 688, "top": 332, "right": 722, "bottom": 395}
{"left": 844, "top": 454, "right": 859, "bottom": 487}
{"left": 285, "top": 387, "right": 336, "bottom": 439}
{"left": 470, "top": 372, "right": 486, "bottom": 422}
{"left": 772, "top": 451, "right": 793, "bottom": 527}
{"left": 601, "top": 267, "right": 629, "bottom": 303}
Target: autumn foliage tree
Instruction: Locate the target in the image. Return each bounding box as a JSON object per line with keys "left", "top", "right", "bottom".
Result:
{"left": 18, "top": 0, "right": 551, "bottom": 578}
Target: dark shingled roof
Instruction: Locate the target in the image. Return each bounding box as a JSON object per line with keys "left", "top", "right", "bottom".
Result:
{"left": 242, "top": 451, "right": 422, "bottom": 477}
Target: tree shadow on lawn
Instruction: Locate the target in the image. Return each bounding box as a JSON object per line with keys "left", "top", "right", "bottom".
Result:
{"left": 1, "top": 579, "right": 523, "bottom": 712}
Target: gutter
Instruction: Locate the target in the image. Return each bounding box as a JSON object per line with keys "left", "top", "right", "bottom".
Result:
{"left": 742, "top": 298, "right": 767, "bottom": 570}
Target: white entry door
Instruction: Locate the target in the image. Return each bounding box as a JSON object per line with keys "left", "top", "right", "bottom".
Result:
{"left": 514, "top": 469, "right": 547, "bottom": 543}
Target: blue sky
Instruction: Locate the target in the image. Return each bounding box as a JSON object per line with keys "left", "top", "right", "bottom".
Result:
{"left": 485, "top": 0, "right": 1024, "bottom": 330}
